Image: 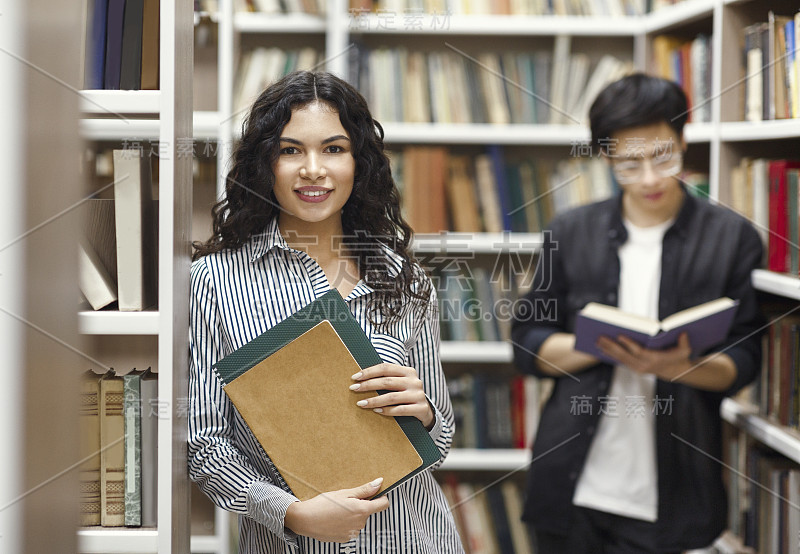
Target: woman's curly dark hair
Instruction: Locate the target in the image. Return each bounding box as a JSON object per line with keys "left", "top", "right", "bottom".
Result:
{"left": 193, "top": 70, "right": 430, "bottom": 325}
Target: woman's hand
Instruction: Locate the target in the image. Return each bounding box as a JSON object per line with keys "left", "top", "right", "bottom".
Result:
{"left": 284, "top": 478, "right": 390, "bottom": 542}
{"left": 350, "top": 362, "right": 435, "bottom": 430}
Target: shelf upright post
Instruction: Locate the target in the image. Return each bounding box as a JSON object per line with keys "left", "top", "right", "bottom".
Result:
{"left": 158, "top": 0, "right": 193, "bottom": 551}
{"left": 326, "top": 0, "right": 350, "bottom": 78}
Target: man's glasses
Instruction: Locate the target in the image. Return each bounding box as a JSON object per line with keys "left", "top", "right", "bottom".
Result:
{"left": 610, "top": 150, "right": 684, "bottom": 185}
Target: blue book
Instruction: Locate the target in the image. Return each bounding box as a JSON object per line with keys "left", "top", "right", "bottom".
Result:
{"left": 574, "top": 297, "right": 739, "bottom": 363}
{"left": 488, "top": 145, "right": 512, "bottom": 231}
{"left": 104, "top": 0, "right": 126, "bottom": 90}
{"left": 85, "top": 0, "right": 109, "bottom": 89}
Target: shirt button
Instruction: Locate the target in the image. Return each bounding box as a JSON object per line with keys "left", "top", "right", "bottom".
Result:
{"left": 599, "top": 381, "right": 608, "bottom": 389}
{"left": 569, "top": 471, "right": 578, "bottom": 481}
{"left": 587, "top": 426, "right": 595, "bottom": 435}
{"left": 606, "top": 292, "right": 617, "bottom": 304}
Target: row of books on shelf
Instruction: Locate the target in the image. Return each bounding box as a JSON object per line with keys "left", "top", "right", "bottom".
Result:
{"left": 651, "top": 34, "right": 711, "bottom": 123}
{"left": 349, "top": 0, "right": 646, "bottom": 16}
{"left": 393, "top": 145, "right": 709, "bottom": 235}
{"left": 80, "top": 368, "right": 158, "bottom": 528}
{"left": 84, "top": 0, "right": 160, "bottom": 91}
{"left": 726, "top": 431, "right": 800, "bottom": 554}
{"left": 756, "top": 311, "right": 800, "bottom": 430}
{"left": 448, "top": 374, "right": 551, "bottom": 450}
{"left": 729, "top": 158, "right": 800, "bottom": 275}
{"left": 440, "top": 475, "right": 534, "bottom": 554}
{"left": 348, "top": 41, "right": 631, "bottom": 126}
{"left": 80, "top": 149, "right": 158, "bottom": 312}
{"left": 237, "top": 0, "right": 326, "bottom": 14}
{"left": 743, "top": 11, "right": 800, "bottom": 122}
{"left": 432, "top": 263, "right": 526, "bottom": 343}
{"left": 234, "top": 47, "right": 322, "bottom": 120}
{"left": 394, "top": 145, "right": 616, "bottom": 234}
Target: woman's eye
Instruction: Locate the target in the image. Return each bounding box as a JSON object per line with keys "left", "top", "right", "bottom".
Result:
{"left": 280, "top": 147, "right": 299, "bottom": 155}
{"left": 326, "top": 145, "right": 344, "bottom": 153}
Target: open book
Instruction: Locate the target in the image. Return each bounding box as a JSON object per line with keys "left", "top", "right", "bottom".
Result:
{"left": 574, "top": 297, "right": 739, "bottom": 363}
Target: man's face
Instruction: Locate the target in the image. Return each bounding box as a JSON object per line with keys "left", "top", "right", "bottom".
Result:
{"left": 608, "top": 121, "right": 687, "bottom": 223}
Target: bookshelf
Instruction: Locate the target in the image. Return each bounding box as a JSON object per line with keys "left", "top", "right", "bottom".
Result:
{"left": 188, "top": 0, "right": 800, "bottom": 550}
{"left": 75, "top": 1, "right": 201, "bottom": 554}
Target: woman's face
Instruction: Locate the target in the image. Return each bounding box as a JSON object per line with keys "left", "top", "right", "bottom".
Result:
{"left": 272, "top": 101, "right": 355, "bottom": 230}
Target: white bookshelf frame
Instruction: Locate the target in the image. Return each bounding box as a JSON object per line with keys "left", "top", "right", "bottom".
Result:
{"left": 77, "top": 0, "right": 194, "bottom": 552}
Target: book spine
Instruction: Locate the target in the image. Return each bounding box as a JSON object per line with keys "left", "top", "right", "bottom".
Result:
{"left": 123, "top": 374, "right": 142, "bottom": 526}
{"left": 100, "top": 375, "right": 125, "bottom": 526}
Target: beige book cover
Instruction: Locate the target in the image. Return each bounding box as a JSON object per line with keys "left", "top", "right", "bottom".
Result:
{"left": 223, "top": 320, "right": 423, "bottom": 501}
{"left": 100, "top": 373, "right": 125, "bottom": 526}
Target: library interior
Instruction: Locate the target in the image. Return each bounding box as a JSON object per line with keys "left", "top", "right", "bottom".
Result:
{"left": 2, "top": 0, "right": 800, "bottom": 552}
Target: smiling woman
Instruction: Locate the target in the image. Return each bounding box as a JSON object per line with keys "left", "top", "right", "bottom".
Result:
{"left": 188, "top": 71, "right": 464, "bottom": 553}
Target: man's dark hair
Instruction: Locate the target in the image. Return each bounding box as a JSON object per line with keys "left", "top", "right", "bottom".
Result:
{"left": 589, "top": 73, "right": 689, "bottom": 154}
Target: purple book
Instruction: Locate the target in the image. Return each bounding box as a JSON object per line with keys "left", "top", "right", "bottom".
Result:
{"left": 574, "top": 297, "right": 739, "bottom": 364}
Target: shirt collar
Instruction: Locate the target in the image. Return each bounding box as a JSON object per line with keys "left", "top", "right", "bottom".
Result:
{"left": 606, "top": 183, "right": 693, "bottom": 246}
{"left": 249, "top": 218, "right": 290, "bottom": 263}
{"left": 249, "top": 217, "right": 406, "bottom": 283}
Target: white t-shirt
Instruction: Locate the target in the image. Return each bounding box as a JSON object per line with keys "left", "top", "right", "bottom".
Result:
{"left": 572, "top": 217, "right": 674, "bottom": 522}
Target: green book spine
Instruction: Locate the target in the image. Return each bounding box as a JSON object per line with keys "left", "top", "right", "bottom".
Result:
{"left": 123, "top": 373, "right": 142, "bottom": 526}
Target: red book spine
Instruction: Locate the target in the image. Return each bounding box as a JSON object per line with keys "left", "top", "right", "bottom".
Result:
{"left": 768, "top": 160, "right": 800, "bottom": 272}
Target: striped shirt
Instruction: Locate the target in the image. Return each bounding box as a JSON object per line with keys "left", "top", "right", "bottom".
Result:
{"left": 188, "top": 217, "right": 464, "bottom": 553}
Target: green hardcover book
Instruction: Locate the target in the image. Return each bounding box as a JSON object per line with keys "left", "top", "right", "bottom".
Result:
{"left": 788, "top": 169, "right": 799, "bottom": 274}
{"left": 123, "top": 371, "right": 143, "bottom": 526}
{"left": 213, "top": 289, "right": 441, "bottom": 498}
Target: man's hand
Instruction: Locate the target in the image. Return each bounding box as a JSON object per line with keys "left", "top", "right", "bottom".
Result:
{"left": 350, "top": 363, "right": 435, "bottom": 429}
{"left": 284, "top": 478, "right": 390, "bottom": 542}
{"left": 596, "top": 332, "right": 693, "bottom": 380}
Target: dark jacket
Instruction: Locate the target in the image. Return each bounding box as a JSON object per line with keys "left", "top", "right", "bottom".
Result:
{"left": 511, "top": 189, "right": 764, "bottom": 552}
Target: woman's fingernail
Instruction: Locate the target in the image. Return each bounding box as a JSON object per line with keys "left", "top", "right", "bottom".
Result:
{"left": 351, "top": 372, "right": 363, "bottom": 380}
{"left": 373, "top": 408, "right": 383, "bottom": 413}
{"left": 357, "top": 400, "right": 368, "bottom": 407}
{"left": 370, "top": 477, "right": 383, "bottom": 488}
{"left": 349, "top": 383, "right": 360, "bottom": 391}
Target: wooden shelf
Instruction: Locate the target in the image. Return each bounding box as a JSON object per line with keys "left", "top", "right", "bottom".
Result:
{"left": 441, "top": 341, "right": 513, "bottom": 363}
{"left": 721, "top": 398, "right": 800, "bottom": 465}
{"left": 442, "top": 448, "right": 530, "bottom": 471}
{"left": 78, "top": 311, "right": 160, "bottom": 335}
{"left": 750, "top": 269, "right": 800, "bottom": 301}
{"left": 412, "top": 232, "right": 542, "bottom": 254}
